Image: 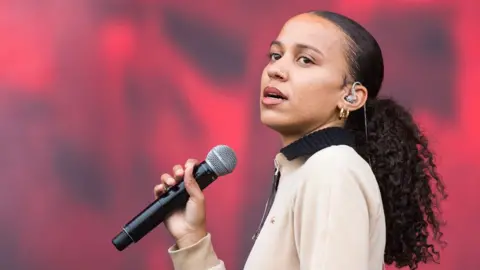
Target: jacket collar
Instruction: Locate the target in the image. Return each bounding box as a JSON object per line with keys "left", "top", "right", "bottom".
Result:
{"left": 280, "top": 127, "right": 355, "bottom": 161}
{"left": 274, "top": 127, "right": 355, "bottom": 174}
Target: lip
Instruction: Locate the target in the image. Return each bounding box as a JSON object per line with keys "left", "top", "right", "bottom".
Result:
{"left": 261, "top": 86, "right": 288, "bottom": 106}
{"left": 263, "top": 87, "right": 288, "bottom": 100}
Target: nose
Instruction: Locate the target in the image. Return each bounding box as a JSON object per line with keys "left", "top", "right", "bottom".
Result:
{"left": 267, "top": 63, "right": 288, "bottom": 82}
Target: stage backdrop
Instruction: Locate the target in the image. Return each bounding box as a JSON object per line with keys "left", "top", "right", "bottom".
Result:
{"left": 1, "top": 0, "right": 479, "bottom": 269}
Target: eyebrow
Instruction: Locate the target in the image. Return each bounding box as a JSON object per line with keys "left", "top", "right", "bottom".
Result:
{"left": 270, "top": 40, "right": 324, "bottom": 57}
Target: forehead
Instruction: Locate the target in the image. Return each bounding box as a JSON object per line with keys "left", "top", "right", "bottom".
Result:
{"left": 276, "top": 14, "right": 347, "bottom": 58}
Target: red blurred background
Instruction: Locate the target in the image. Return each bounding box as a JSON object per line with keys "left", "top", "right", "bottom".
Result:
{"left": 1, "top": 0, "right": 479, "bottom": 269}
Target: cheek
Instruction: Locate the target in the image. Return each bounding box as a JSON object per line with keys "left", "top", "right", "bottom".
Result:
{"left": 292, "top": 80, "right": 340, "bottom": 118}
{"left": 295, "top": 88, "right": 329, "bottom": 114}
{"left": 260, "top": 68, "right": 269, "bottom": 87}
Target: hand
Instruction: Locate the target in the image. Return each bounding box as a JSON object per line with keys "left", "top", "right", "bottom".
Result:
{"left": 154, "top": 159, "right": 207, "bottom": 249}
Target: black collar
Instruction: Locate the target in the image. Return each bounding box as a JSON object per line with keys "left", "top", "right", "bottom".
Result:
{"left": 280, "top": 127, "right": 355, "bottom": 161}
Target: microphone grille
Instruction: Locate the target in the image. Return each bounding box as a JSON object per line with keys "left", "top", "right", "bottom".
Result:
{"left": 206, "top": 145, "right": 237, "bottom": 176}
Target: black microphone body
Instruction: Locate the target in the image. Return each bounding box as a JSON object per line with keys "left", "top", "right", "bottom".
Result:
{"left": 112, "top": 161, "right": 217, "bottom": 251}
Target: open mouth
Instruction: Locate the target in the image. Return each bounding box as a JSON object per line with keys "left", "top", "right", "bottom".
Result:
{"left": 265, "top": 93, "right": 286, "bottom": 100}
{"left": 263, "top": 87, "right": 287, "bottom": 100}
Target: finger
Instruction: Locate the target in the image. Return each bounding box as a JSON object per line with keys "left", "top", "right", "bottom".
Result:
{"left": 172, "top": 164, "right": 184, "bottom": 182}
{"left": 154, "top": 184, "right": 169, "bottom": 198}
{"left": 184, "top": 162, "right": 204, "bottom": 202}
{"left": 160, "top": 173, "right": 176, "bottom": 186}
{"left": 185, "top": 158, "right": 199, "bottom": 168}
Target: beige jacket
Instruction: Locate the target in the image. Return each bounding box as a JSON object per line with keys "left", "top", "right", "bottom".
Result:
{"left": 168, "top": 145, "right": 386, "bottom": 270}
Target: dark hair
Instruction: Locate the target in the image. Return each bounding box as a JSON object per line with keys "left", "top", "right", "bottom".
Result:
{"left": 311, "top": 11, "right": 447, "bottom": 270}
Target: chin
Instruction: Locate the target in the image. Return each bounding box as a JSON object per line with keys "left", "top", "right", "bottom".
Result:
{"left": 260, "top": 110, "right": 278, "bottom": 125}
{"left": 260, "top": 110, "right": 312, "bottom": 140}
{"left": 260, "top": 112, "right": 291, "bottom": 133}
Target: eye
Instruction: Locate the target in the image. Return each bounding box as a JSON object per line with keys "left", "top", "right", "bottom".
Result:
{"left": 268, "top": 52, "right": 282, "bottom": 61}
{"left": 298, "top": 56, "right": 314, "bottom": 65}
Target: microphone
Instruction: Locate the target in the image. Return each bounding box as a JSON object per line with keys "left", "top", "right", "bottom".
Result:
{"left": 112, "top": 145, "right": 237, "bottom": 251}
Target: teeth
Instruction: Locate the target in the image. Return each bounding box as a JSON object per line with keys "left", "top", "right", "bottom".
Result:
{"left": 267, "top": 94, "right": 283, "bottom": 99}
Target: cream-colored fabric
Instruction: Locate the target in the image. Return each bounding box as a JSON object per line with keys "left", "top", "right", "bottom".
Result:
{"left": 168, "top": 145, "right": 386, "bottom": 270}
{"left": 168, "top": 233, "right": 225, "bottom": 270}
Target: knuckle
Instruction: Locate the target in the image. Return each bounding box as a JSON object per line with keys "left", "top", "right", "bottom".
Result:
{"left": 173, "top": 169, "right": 183, "bottom": 177}
{"left": 160, "top": 173, "right": 171, "bottom": 182}
{"left": 154, "top": 184, "right": 163, "bottom": 193}
{"left": 185, "top": 158, "right": 198, "bottom": 165}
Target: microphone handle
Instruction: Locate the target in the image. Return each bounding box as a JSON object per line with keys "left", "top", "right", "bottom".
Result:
{"left": 112, "top": 161, "right": 217, "bottom": 251}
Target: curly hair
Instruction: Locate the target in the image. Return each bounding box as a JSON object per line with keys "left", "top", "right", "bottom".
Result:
{"left": 311, "top": 11, "right": 447, "bottom": 269}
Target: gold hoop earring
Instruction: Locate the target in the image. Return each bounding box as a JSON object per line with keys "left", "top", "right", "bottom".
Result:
{"left": 339, "top": 108, "right": 350, "bottom": 120}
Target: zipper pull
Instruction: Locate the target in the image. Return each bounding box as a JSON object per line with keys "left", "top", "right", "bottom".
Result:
{"left": 273, "top": 159, "right": 280, "bottom": 190}
{"left": 274, "top": 159, "right": 280, "bottom": 176}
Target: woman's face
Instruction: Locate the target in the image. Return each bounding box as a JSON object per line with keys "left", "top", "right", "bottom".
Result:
{"left": 260, "top": 13, "right": 351, "bottom": 145}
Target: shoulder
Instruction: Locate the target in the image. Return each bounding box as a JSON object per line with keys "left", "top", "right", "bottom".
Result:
{"left": 297, "top": 145, "right": 382, "bottom": 206}
{"left": 302, "top": 145, "right": 372, "bottom": 179}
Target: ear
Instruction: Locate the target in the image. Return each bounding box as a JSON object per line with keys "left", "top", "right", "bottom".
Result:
{"left": 338, "top": 82, "right": 368, "bottom": 111}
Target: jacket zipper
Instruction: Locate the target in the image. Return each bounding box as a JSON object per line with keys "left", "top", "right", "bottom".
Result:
{"left": 252, "top": 159, "right": 281, "bottom": 241}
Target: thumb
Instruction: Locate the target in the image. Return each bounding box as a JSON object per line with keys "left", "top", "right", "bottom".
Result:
{"left": 184, "top": 163, "right": 204, "bottom": 203}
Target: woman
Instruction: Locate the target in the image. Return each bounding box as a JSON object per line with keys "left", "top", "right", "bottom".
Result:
{"left": 154, "top": 10, "right": 446, "bottom": 270}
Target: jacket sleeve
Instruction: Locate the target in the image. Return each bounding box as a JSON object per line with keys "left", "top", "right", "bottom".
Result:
{"left": 293, "top": 163, "right": 370, "bottom": 270}
{"left": 168, "top": 233, "right": 226, "bottom": 270}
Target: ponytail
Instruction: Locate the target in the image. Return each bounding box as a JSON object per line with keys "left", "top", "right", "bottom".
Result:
{"left": 310, "top": 10, "right": 447, "bottom": 269}
{"left": 346, "top": 98, "right": 447, "bottom": 269}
